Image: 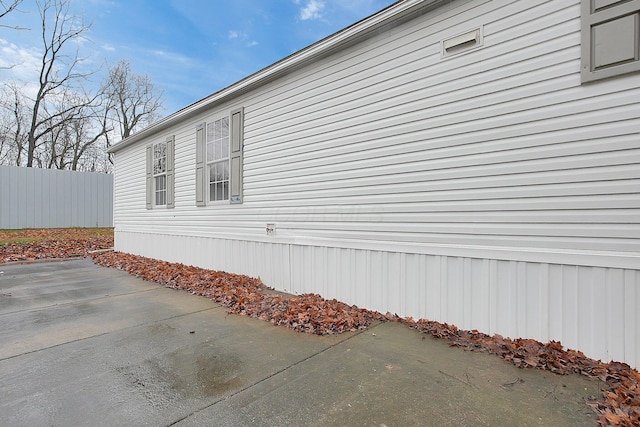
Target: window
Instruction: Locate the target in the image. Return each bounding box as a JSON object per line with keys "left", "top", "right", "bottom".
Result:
{"left": 146, "top": 136, "right": 175, "bottom": 210}
{"left": 195, "top": 108, "right": 244, "bottom": 206}
{"left": 206, "top": 117, "right": 230, "bottom": 202}
{"left": 153, "top": 141, "right": 167, "bottom": 206}
{"left": 581, "top": 0, "right": 640, "bottom": 82}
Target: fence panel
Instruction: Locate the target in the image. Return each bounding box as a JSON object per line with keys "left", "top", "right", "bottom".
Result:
{"left": 0, "top": 166, "right": 113, "bottom": 229}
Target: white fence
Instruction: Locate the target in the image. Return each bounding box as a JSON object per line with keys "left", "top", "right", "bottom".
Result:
{"left": 0, "top": 165, "right": 113, "bottom": 229}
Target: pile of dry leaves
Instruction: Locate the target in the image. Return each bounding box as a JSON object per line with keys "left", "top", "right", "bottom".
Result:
{"left": 401, "top": 319, "right": 640, "bottom": 426}
{"left": 91, "top": 250, "right": 639, "bottom": 427}
{"left": 0, "top": 228, "right": 113, "bottom": 263}
{"left": 92, "top": 251, "right": 384, "bottom": 335}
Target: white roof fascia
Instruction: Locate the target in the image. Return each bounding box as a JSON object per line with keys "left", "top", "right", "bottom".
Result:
{"left": 108, "top": 0, "right": 443, "bottom": 153}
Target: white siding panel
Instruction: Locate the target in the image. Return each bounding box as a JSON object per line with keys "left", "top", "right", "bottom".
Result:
{"left": 246, "top": 6, "right": 636, "bottom": 257}
{"left": 114, "top": 230, "right": 292, "bottom": 291}
{"left": 625, "top": 271, "right": 640, "bottom": 366}
{"left": 112, "top": 0, "right": 640, "bottom": 368}
{"left": 113, "top": 0, "right": 640, "bottom": 262}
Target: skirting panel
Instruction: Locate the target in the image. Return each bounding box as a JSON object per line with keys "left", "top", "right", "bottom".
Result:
{"left": 115, "top": 230, "right": 640, "bottom": 369}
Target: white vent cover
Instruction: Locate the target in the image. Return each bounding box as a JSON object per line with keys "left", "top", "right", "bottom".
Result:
{"left": 441, "top": 27, "right": 483, "bottom": 57}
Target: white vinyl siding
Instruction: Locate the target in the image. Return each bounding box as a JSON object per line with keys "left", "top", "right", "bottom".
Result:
{"left": 115, "top": 0, "right": 640, "bottom": 261}
{"left": 111, "top": 0, "right": 640, "bottom": 368}
{"left": 237, "top": 0, "right": 639, "bottom": 256}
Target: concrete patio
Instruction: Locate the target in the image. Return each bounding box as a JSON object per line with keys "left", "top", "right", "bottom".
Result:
{"left": 0, "top": 259, "right": 602, "bottom": 426}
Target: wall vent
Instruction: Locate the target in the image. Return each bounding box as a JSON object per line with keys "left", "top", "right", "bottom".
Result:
{"left": 441, "top": 27, "right": 483, "bottom": 58}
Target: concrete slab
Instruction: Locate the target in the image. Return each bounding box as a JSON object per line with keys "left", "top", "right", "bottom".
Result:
{"left": 179, "top": 322, "right": 601, "bottom": 427}
{"left": 0, "top": 259, "right": 603, "bottom": 426}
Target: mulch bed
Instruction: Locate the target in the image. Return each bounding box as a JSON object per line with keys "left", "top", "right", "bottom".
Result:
{"left": 1, "top": 235, "right": 637, "bottom": 426}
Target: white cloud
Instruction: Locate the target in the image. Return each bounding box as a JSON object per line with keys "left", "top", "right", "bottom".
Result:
{"left": 149, "top": 49, "right": 193, "bottom": 67}
{"left": 0, "top": 38, "right": 42, "bottom": 82}
{"left": 299, "top": 0, "right": 325, "bottom": 21}
{"left": 228, "top": 30, "right": 256, "bottom": 47}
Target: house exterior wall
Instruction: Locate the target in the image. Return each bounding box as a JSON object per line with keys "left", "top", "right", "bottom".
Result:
{"left": 0, "top": 165, "right": 113, "bottom": 229}
{"left": 111, "top": 0, "right": 640, "bottom": 367}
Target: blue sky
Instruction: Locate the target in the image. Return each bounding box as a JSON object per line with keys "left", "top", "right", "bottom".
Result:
{"left": 0, "top": 0, "right": 397, "bottom": 115}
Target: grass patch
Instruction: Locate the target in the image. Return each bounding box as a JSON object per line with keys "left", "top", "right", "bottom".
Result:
{"left": 0, "top": 228, "right": 114, "bottom": 247}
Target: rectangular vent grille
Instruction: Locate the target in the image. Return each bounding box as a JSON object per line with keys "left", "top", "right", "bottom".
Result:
{"left": 441, "top": 27, "right": 483, "bottom": 58}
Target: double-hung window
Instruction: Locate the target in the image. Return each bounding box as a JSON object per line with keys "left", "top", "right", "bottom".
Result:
{"left": 195, "top": 108, "right": 244, "bottom": 206}
{"left": 146, "top": 136, "right": 175, "bottom": 209}
{"left": 206, "top": 117, "right": 230, "bottom": 202}
{"left": 153, "top": 142, "right": 167, "bottom": 206}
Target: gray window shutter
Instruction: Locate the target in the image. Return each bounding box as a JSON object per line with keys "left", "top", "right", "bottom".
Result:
{"left": 195, "top": 123, "right": 206, "bottom": 207}
{"left": 166, "top": 135, "right": 175, "bottom": 209}
{"left": 581, "top": 0, "right": 640, "bottom": 82}
{"left": 146, "top": 145, "right": 152, "bottom": 210}
{"left": 230, "top": 108, "right": 244, "bottom": 204}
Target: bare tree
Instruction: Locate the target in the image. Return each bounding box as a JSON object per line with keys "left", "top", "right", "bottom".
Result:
{"left": 0, "top": 91, "right": 16, "bottom": 164}
{"left": 0, "top": 83, "right": 28, "bottom": 165}
{"left": 0, "top": 0, "right": 23, "bottom": 24}
{"left": 25, "top": 0, "right": 93, "bottom": 167}
{"left": 42, "top": 88, "right": 110, "bottom": 170}
{"left": 0, "top": 2, "right": 163, "bottom": 171}
{"left": 102, "top": 59, "right": 164, "bottom": 144}
{"left": 0, "top": 80, "right": 110, "bottom": 170}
